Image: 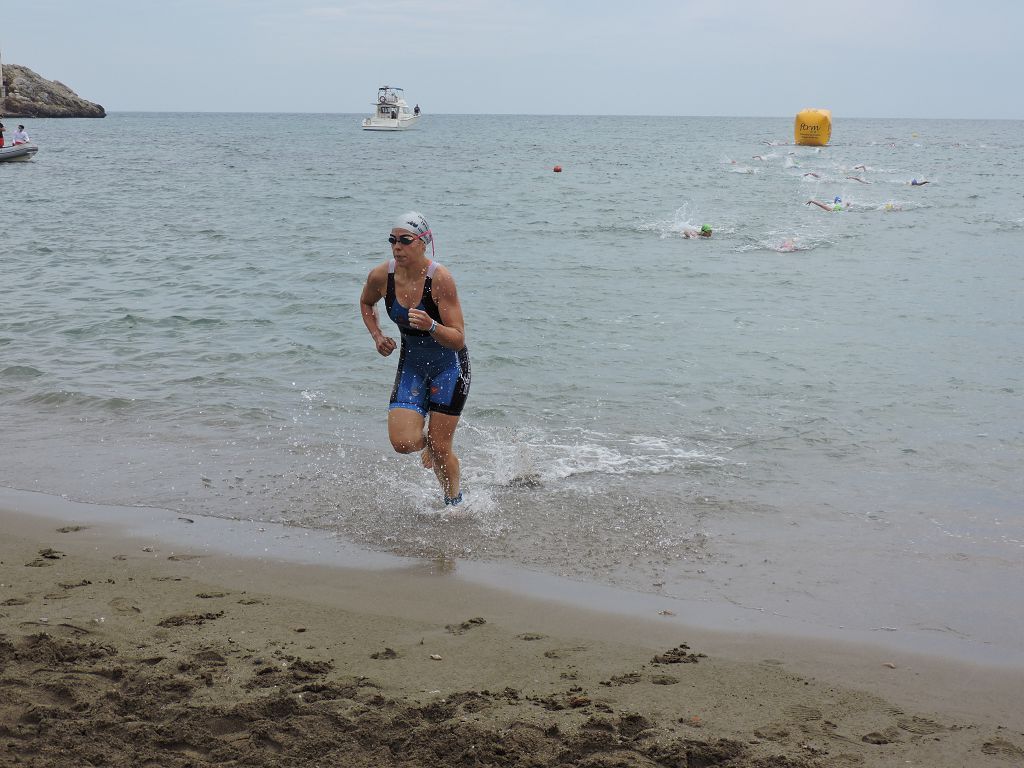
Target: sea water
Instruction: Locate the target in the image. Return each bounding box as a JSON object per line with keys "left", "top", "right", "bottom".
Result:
{"left": 2, "top": 113, "right": 1022, "bottom": 662}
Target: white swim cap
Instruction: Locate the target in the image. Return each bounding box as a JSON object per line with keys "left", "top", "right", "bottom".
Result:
{"left": 393, "top": 211, "right": 432, "bottom": 245}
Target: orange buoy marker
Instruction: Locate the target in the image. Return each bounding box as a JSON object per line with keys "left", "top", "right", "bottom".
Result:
{"left": 794, "top": 108, "right": 832, "bottom": 146}
{"left": 553, "top": 165, "right": 563, "bottom": 173}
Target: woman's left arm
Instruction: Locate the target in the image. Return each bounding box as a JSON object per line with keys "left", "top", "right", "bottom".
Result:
{"left": 428, "top": 267, "right": 466, "bottom": 350}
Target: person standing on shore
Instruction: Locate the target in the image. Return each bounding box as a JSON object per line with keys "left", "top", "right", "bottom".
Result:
{"left": 358, "top": 212, "right": 472, "bottom": 506}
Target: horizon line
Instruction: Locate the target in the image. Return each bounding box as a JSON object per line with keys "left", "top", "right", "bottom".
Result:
{"left": 48, "top": 110, "right": 1024, "bottom": 121}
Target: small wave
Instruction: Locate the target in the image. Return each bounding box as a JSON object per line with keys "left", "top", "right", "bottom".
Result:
{"left": 995, "top": 218, "right": 1024, "bottom": 232}
{"left": 188, "top": 317, "right": 228, "bottom": 327}
{"left": 471, "top": 407, "right": 509, "bottom": 419}
{"left": 1, "top": 365, "right": 44, "bottom": 379}
{"left": 736, "top": 228, "right": 831, "bottom": 254}
{"left": 467, "top": 425, "right": 728, "bottom": 489}
{"left": 737, "top": 238, "right": 812, "bottom": 254}
{"left": 871, "top": 199, "right": 929, "bottom": 212}
{"left": 23, "top": 390, "right": 137, "bottom": 411}
{"left": 117, "top": 313, "right": 228, "bottom": 328}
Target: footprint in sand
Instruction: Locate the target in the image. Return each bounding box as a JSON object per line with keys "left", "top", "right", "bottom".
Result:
{"left": 981, "top": 739, "right": 1024, "bottom": 758}
{"left": 862, "top": 726, "right": 902, "bottom": 744}
{"left": 896, "top": 715, "right": 945, "bottom": 735}
{"left": 157, "top": 611, "right": 224, "bottom": 627}
{"left": 191, "top": 649, "right": 228, "bottom": 666}
{"left": 445, "top": 617, "right": 487, "bottom": 635}
{"left": 25, "top": 548, "right": 65, "bottom": 567}
{"left": 649, "top": 674, "right": 680, "bottom": 685}
{"left": 18, "top": 620, "right": 92, "bottom": 636}
{"left": 109, "top": 597, "right": 142, "bottom": 614}
{"left": 600, "top": 672, "right": 642, "bottom": 686}
{"left": 754, "top": 724, "right": 791, "bottom": 742}
{"left": 58, "top": 579, "right": 92, "bottom": 590}
{"left": 785, "top": 704, "right": 824, "bottom": 722}
{"left": 543, "top": 646, "right": 588, "bottom": 659}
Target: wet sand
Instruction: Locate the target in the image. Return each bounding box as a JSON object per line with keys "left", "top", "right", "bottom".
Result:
{"left": 1, "top": 492, "right": 1022, "bottom": 767}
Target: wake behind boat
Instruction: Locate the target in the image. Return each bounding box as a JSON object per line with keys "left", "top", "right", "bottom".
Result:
{"left": 0, "top": 143, "right": 37, "bottom": 162}
{"left": 361, "top": 86, "right": 420, "bottom": 131}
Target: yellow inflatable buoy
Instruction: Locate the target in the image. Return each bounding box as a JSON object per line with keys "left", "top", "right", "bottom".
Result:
{"left": 794, "top": 108, "right": 832, "bottom": 146}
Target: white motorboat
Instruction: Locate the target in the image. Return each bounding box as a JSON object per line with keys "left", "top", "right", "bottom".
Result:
{"left": 0, "top": 143, "right": 37, "bottom": 162}
{"left": 361, "top": 86, "right": 420, "bottom": 131}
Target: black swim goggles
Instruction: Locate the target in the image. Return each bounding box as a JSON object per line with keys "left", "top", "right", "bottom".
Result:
{"left": 388, "top": 233, "right": 426, "bottom": 245}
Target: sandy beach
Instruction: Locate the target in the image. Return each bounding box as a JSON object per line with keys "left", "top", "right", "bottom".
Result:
{"left": 1, "top": 491, "right": 1022, "bottom": 767}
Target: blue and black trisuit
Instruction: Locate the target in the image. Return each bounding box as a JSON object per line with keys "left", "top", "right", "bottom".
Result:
{"left": 385, "top": 259, "right": 471, "bottom": 416}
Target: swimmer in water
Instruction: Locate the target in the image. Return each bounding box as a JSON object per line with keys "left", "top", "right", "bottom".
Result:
{"left": 845, "top": 176, "right": 871, "bottom": 184}
{"left": 359, "top": 211, "right": 472, "bottom": 506}
{"left": 853, "top": 164, "right": 868, "bottom": 171}
{"left": 910, "top": 178, "right": 930, "bottom": 186}
{"left": 802, "top": 172, "right": 821, "bottom": 179}
{"left": 806, "top": 196, "right": 848, "bottom": 212}
{"left": 682, "top": 224, "right": 713, "bottom": 239}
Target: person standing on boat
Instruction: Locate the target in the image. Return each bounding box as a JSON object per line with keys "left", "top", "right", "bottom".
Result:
{"left": 414, "top": 104, "right": 421, "bottom": 116}
{"left": 359, "top": 212, "right": 472, "bottom": 506}
{"left": 11, "top": 125, "right": 29, "bottom": 145}
{"left": 0, "top": 122, "right": 5, "bottom": 147}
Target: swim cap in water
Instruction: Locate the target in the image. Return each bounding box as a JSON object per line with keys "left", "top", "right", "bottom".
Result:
{"left": 701, "top": 224, "right": 712, "bottom": 233}
{"left": 834, "top": 196, "right": 841, "bottom": 204}
{"left": 393, "top": 211, "right": 432, "bottom": 245}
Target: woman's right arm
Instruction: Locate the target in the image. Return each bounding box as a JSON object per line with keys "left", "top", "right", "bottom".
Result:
{"left": 359, "top": 265, "right": 397, "bottom": 356}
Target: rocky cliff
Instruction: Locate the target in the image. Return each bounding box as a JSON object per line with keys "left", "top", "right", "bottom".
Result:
{"left": 1, "top": 64, "right": 106, "bottom": 118}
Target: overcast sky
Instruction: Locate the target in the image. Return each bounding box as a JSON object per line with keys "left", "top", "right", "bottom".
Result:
{"left": 4, "top": 0, "right": 1022, "bottom": 118}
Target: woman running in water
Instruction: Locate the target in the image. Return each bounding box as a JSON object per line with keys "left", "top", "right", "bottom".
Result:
{"left": 359, "top": 212, "right": 472, "bottom": 506}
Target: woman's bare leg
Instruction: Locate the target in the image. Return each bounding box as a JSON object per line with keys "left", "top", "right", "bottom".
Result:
{"left": 387, "top": 408, "right": 426, "bottom": 455}
{"left": 426, "top": 412, "right": 461, "bottom": 499}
